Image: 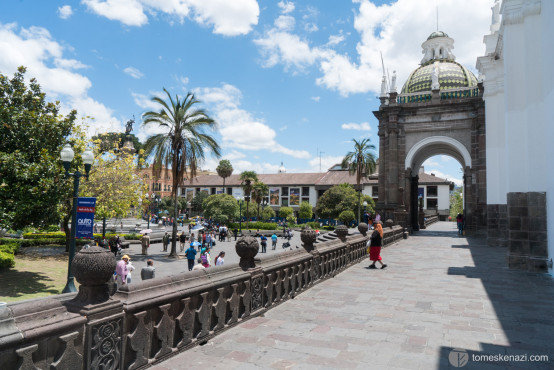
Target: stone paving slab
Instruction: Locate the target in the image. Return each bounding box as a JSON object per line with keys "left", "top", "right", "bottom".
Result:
{"left": 151, "top": 222, "right": 554, "bottom": 370}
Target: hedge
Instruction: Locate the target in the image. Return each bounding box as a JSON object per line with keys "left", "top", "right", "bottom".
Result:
{"left": 227, "top": 222, "right": 278, "bottom": 231}
{"left": 0, "top": 251, "right": 15, "bottom": 269}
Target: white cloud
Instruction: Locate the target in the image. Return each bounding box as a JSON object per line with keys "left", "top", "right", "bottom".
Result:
{"left": 310, "top": 96, "right": 320, "bottom": 102}
{"left": 82, "top": 0, "right": 259, "bottom": 36}
{"left": 254, "top": 0, "right": 490, "bottom": 96}
{"left": 196, "top": 84, "right": 310, "bottom": 159}
{"left": 274, "top": 15, "right": 295, "bottom": 31}
{"left": 341, "top": 122, "right": 371, "bottom": 131}
{"left": 308, "top": 155, "right": 343, "bottom": 172}
{"left": 58, "top": 5, "right": 73, "bottom": 19}
{"left": 304, "top": 23, "right": 318, "bottom": 33}
{"left": 0, "top": 23, "right": 122, "bottom": 135}
{"left": 123, "top": 66, "right": 144, "bottom": 79}
{"left": 277, "top": 1, "right": 295, "bottom": 14}
{"left": 132, "top": 91, "right": 164, "bottom": 111}
{"left": 327, "top": 34, "right": 345, "bottom": 46}
{"left": 279, "top": 125, "right": 288, "bottom": 131}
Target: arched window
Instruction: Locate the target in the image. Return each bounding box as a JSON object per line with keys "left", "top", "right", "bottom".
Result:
{"left": 439, "top": 48, "right": 443, "bottom": 58}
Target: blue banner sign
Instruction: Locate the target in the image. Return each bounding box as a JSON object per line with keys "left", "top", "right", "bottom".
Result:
{"left": 76, "top": 197, "right": 96, "bottom": 239}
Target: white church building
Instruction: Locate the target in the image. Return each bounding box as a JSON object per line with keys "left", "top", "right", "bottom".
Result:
{"left": 477, "top": 0, "right": 553, "bottom": 274}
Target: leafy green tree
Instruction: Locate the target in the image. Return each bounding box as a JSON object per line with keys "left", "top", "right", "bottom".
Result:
{"left": 299, "top": 201, "right": 313, "bottom": 219}
{"left": 80, "top": 142, "right": 148, "bottom": 237}
{"left": 142, "top": 89, "right": 221, "bottom": 257}
{"left": 239, "top": 171, "right": 258, "bottom": 229}
{"left": 202, "top": 194, "right": 239, "bottom": 224}
{"left": 338, "top": 210, "right": 356, "bottom": 225}
{"left": 279, "top": 206, "right": 294, "bottom": 219}
{"left": 449, "top": 187, "right": 463, "bottom": 218}
{"left": 316, "top": 184, "right": 374, "bottom": 220}
{"left": 0, "top": 67, "right": 76, "bottom": 230}
{"left": 191, "top": 191, "right": 209, "bottom": 213}
{"left": 261, "top": 206, "right": 276, "bottom": 221}
{"left": 251, "top": 181, "right": 269, "bottom": 218}
{"left": 341, "top": 138, "right": 377, "bottom": 224}
{"left": 216, "top": 159, "right": 233, "bottom": 193}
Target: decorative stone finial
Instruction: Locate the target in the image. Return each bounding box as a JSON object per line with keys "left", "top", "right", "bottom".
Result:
{"left": 357, "top": 222, "right": 368, "bottom": 237}
{"left": 235, "top": 236, "right": 259, "bottom": 270}
{"left": 301, "top": 226, "right": 317, "bottom": 252}
{"left": 69, "top": 246, "right": 117, "bottom": 307}
{"left": 335, "top": 225, "right": 348, "bottom": 240}
{"left": 385, "top": 219, "right": 394, "bottom": 228}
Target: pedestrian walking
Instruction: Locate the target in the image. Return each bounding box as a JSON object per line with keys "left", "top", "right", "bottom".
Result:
{"left": 260, "top": 235, "right": 267, "bottom": 253}
{"left": 271, "top": 232, "right": 278, "bottom": 250}
{"left": 368, "top": 222, "right": 387, "bottom": 269}
{"left": 140, "top": 233, "right": 150, "bottom": 255}
{"left": 456, "top": 213, "right": 464, "bottom": 235}
{"left": 179, "top": 231, "right": 187, "bottom": 252}
{"left": 214, "top": 251, "right": 225, "bottom": 266}
{"left": 162, "top": 232, "right": 170, "bottom": 252}
{"left": 141, "top": 259, "right": 155, "bottom": 280}
{"left": 115, "top": 255, "right": 130, "bottom": 288}
{"left": 126, "top": 260, "right": 135, "bottom": 284}
{"left": 192, "top": 258, "right": 205, "bottom": 270}
{"left": 185, "top": 243, "right": 197, "bottom": 271}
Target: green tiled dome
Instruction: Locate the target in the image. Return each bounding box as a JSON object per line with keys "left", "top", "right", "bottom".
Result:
{"left": 401, "top": 60, "right": 478, "bottom": 94}
{"left": 427, "top": 31, "right": 449, "bottom": 40}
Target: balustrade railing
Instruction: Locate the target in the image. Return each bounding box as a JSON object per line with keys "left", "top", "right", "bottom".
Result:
{"left": 0, "top": 224, "right": 405, "bottom": 370}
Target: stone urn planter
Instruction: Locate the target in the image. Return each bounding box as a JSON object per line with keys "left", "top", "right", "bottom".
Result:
{"left": 69, "top": 246, "right": 117, "bottom": 307}
{"left": 335, "top": 225, "right": 348, "bottom": 240}
{"left": 300, "top": 226, "right": 317, "bottom": 252}
{"left": 235, "top": 236, "right": 259, "bottom": 270}
{"left": 357, "top": 222, "right": 368, "bottom": 237}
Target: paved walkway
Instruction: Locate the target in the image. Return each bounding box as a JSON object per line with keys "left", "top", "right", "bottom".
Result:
{"left": 152, "top": 222, "right": 554, "bottom": 370}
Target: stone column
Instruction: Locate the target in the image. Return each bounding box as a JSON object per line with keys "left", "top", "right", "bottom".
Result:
{"left": 64, "top": 246, "right": 124, "bottom": 370}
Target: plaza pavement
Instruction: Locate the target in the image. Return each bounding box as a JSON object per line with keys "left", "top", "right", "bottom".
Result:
{"left": 149, "top": 221, "right": 554, "bottom": 370}
{"left": 119, "top": 225, "right": 304, "bottom": 280}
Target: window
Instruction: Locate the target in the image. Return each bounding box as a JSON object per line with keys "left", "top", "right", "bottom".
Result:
{"left": 227, "top": 188, "right": 232, "bottom": 195}
{"left": 427, "top": 199, "right": 438, "bottom": 209}
{"left": 211, "top": 188, "right": 216, "bottom": 195}
{"left": 143, "top": 174, "right": 149, "bottom": 179}
{"left": 281, "top": 187, "right": 289, "bottom": 196}
{"left": 318, "top": 189, "right": 326, "bottom": 198}
{"left": 281, "top": 197, "right": 289, "bottom": 207}
{"left": 372, "top": 186, "right": 378, "bottom": 198}
{"left": 301, "top": 197, "right": 310, "bottom": 204}
{"left": 302, "top": 187, "right": 310, "bottom": 197}
{"left": 427, "top": 186, "right": 438, "bottom": 197}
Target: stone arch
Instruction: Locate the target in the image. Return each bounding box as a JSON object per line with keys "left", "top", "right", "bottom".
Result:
{"left": 405, "top": 136, "right": 472, "bottom": 176}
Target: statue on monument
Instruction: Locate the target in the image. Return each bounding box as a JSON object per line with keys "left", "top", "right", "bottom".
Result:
{"left": 380, "top": 75, "right": 388, "bottom": 97}
{"left": 125, "top": 116, "right": 135, "bottom": 135}
{"left": 390, "top": 71, "right": 397, "bottom": 93}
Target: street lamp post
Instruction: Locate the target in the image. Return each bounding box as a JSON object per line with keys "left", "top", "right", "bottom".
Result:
{"left": 60, "top": 143, "right": 94, "bottom": 294}
{"left": 236, "top": 196, "right": 243, "bottom": 234}
{"left": 147, "top": 193, "right": 156, "bottom": 229}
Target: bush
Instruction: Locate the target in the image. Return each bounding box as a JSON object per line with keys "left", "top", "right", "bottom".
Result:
{"left": 22, "top": 232, "right": 65, "bottom": 239}
{"left": 338, "top": 210, "right": 356, "bottom": 225}
{"left": 0, "top": 251, "right": 15, "bottom": 269}
{"left": 45, "top": 225, "right": 61, "bottom": 232}
{"left": 305, "top": 221, "right": 320, "bottom": 230}
{"left": 18, "top": 238, "right": 89, "bottom": 248}
{"left": 0, "top": 241, "right": 21, "bottom": 254}
{"left": 227, "top": 221, "right": 278, "bottom": 231}
{"left": 323, "top": 225, "right": 335, "bottom": 231}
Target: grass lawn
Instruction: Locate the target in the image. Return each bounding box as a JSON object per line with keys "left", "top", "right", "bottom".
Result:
{"left": 0, "top": 252, "right": 71, "bottom": 302}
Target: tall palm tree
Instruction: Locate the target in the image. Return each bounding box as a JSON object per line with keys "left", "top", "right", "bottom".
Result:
{"left": 239, "top": 171, "right": 258, "bottom": 230}
{"left": 216, "top": 159, "right": 233, "bottom": 194}
{"left": 142, "top": 88, "right": 221, "bottom": 257}
{"left": 251, "top": 181, "right": 269, "bottom": 219}
{"left": 341, "top": 138, "right": 377, "bottom": 225}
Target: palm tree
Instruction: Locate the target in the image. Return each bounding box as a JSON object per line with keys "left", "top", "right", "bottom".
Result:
{"left": 251, "top": 181, "right": 269, "bottom": 219}
{"left": 239, "top": 171, "right": 258, "bottom": 230}
{"left": 216, "top": 159, "right": 233, "bottom": 194}
{"left": 341, "top": 138, "right": 377, "bottom": 225}
{"left": 142, "top": 88, "right": 221, "bottom": 257}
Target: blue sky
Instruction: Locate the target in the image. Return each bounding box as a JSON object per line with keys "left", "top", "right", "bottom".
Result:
{"left": 0, "top": 0, "right": 492, "bottom": 185}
